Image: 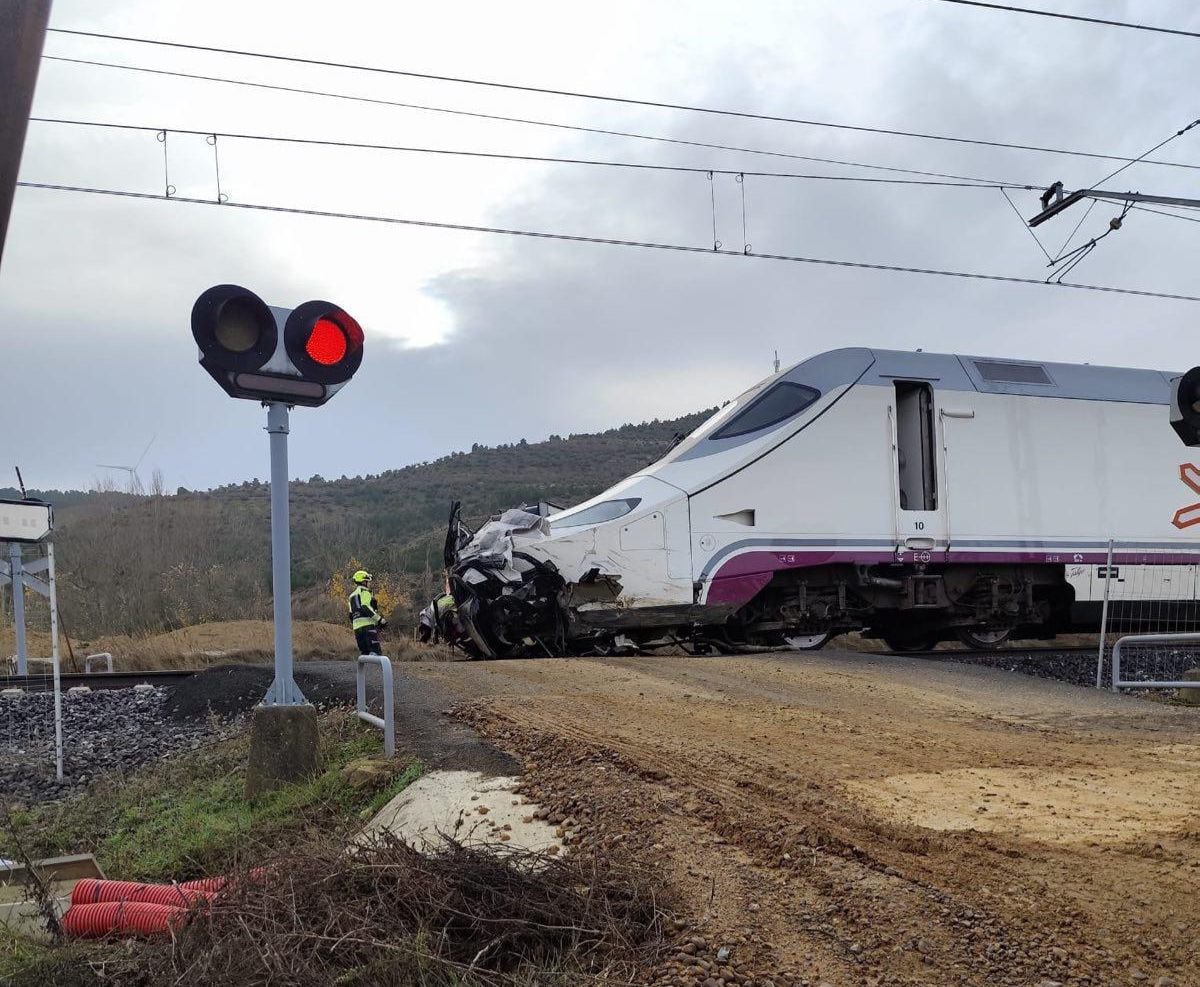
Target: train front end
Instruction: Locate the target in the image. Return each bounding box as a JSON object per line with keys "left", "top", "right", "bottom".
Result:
{"left": 445, "top": 474, "right": 694, "bottom": 658}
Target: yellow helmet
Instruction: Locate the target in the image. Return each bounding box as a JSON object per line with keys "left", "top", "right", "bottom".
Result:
{"left": 352, "top": 569, "right": 373, "bottom": 585}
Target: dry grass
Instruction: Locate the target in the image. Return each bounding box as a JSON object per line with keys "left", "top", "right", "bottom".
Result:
{"left": 1, "top": 620, "right": 466, "bottom": 673}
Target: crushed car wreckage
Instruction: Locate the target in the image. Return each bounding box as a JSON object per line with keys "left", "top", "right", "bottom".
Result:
{"left": 440, "top": 491, "right": 738, "bottom": 660}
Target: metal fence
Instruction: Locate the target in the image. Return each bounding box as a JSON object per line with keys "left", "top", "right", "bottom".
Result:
{"left": 1092, "top": 543, "right": 1200, "bottom": 693}
{"left": 1, "top": 542, "right": 64, "bottom": 783}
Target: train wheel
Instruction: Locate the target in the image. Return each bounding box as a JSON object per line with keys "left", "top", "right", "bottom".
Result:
{"left": 956, "top": 627, "right": 1012, "bottom": 650}
{"left": 783, "top": 632, "right": 833, "bottom": 651}
{"left": 883, "top": 633, "right": 938, "bottom": 653}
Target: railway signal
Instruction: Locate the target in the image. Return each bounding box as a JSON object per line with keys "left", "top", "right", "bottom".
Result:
{"left": 1170, "top": 367, "right": 1200, "bottom": 447}
{"left": 191, "top": 284, "right": 364, "bottom": 407}
{"left": 190, "top": 283, "right": 366, "bottom": 792}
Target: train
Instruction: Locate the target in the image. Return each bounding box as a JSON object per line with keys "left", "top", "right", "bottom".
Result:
{"left": 441, "top": 347, "right": 1200, "bottom": 658}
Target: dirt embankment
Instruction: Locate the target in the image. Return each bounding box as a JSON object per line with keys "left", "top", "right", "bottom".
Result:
{"left": 399, "top": 651, "right": 1200, "bottom": 986}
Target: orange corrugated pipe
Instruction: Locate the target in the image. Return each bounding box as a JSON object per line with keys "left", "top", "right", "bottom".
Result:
{"left": 62, "top": 900, "right": 186, "bottom": 938}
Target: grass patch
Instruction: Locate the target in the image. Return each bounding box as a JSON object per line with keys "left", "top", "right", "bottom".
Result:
{"left": 2, "top": 709, "right": 420, "bottom": 883}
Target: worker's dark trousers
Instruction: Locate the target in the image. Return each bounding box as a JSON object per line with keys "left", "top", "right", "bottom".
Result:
{"left": 354, "top": 627, "right": 382, "bottom": 656}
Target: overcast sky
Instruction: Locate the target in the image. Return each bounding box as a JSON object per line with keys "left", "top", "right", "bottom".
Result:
{"left": 4, "top": 0, "right": 1200, "bottom": 492}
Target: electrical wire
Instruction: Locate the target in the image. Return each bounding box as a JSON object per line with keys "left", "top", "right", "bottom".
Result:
{"left": 40, "top": 56, "right": 1025, "bottom": 187}
{"left": 27, "top": 115, "right": 1030, "bottom": 189}
{"left": 924, "top": 0, "right": 1200, "bottom": 41}
{"left": 1130, "top": 203, "right": 1200, "bottom": 224}
{"left": 41, "top": 35, "right": 1200, "bottom": 173}
{"left": 16, "top": 179, "right": 1200, "bottom": 303}
{"left": 1091, "top": 117, "right": 1200, "bottom": 190}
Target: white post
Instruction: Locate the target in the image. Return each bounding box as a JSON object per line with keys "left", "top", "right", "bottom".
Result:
{"left": 48, "top": 543, "right": 63, "bottom": 780}
{"left": 1095, "top": 538, "right": 1114, "bottom": 689}
{"left": 10, "top": 542, "right": 26, "bottom": 676}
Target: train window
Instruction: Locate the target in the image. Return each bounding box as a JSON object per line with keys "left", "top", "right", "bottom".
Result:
{"left": 552, "top": 498, "right": 641, "bottom": 529}
{"left": 711, "top": 381, "right": 820, "bottom": 439}
{"left": 895, "top": 382, "right": 937, "bottom": 511}
{"left": 973, "top": 360, "right": 1052, "bottom": 385}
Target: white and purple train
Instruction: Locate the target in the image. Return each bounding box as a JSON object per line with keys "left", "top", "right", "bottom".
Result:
{"left": 444, "top": 347, "right": 1200, "bottom": 657}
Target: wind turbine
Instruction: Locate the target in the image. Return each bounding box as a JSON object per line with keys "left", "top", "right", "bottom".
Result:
{"left": 97, "top": 434, "right": 156, "bottom": 494}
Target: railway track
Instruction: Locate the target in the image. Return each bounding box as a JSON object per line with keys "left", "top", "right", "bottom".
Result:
{"left": 0, "top": 669, "right": 199, "bottom": 693}
{"left": 882, "top": 644, "right": 1099, "bottom": 660}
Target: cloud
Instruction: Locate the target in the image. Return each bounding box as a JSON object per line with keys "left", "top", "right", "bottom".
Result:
{"left": 4, "top": 0, "right": 1200, "bottom": 490}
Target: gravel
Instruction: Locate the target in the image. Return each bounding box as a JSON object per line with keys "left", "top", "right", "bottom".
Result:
{"left": 0, "top": 687, "right": 226, "bottom": 805}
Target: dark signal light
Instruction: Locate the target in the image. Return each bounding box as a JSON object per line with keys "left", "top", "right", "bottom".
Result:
{"left": 1171, "top": 366, "right": 1200, "bottom": 447}
{"left": 191, "top": 284, "right": 277, "bottom": 371}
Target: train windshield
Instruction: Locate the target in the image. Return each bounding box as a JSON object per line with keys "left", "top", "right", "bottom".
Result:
{"left": 551, "top": 498, "right": 642, "bottom": 529}
{"left": 711, "top": 381, "right": 821, "bottom": 439}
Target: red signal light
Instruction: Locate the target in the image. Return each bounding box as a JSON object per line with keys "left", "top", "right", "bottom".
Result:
{"left": 305, "top": 317, "right": 348, "bottom": 366}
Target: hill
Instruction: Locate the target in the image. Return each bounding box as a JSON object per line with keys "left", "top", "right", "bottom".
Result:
{"left": 13, "top": 410, "right": 714, "bottom": 641}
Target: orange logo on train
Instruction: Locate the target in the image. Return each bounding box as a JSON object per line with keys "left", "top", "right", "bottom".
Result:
{"left": 1171, "top": 464, "right": 1200, "bottom": 529}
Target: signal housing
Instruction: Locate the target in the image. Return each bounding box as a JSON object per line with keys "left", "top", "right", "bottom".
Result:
{"left": 191, "top": 285, "right": 364, "bottom": 407}
{"left": 1171, "top": 366, "right": 1200, "bottom": 447}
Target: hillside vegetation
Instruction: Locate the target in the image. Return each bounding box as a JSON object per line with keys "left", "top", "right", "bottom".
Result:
{"left": 6, "top": 411, "right": 712, "bottom": 642}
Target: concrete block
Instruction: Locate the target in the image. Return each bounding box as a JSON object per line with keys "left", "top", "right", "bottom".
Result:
{"left": 1, "top": 688, "right": 23, "bottom": 698}
{"left": 245, "top": 704, "right": 321, "bottom": 796}
{"left": 133, "top": 683, "right": 155, "bottom": 694}
{"left": 1178, "top": 668, "right": 1200, "bottom": 706}
{"left": 67, "top": 686, "right": 91, "bottom": 696}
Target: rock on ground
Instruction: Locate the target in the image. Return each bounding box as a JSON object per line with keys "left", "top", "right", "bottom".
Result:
{"left": 0, "top": 687, "right": 223, "bottom": 805}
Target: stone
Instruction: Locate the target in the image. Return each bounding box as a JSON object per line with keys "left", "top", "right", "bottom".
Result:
{"left": 340, "top": 758, "right": 396, "bottom": 790}
{"left": 1177, "top": 669, "right": 1200, "bottom": 706}
{"left": 245, "top": 703, "right": 321, "bottom": 796}
{"left": 67, "top": 686, "right": 91, "bottom": 696}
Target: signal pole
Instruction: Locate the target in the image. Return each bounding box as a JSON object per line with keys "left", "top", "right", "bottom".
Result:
{"left": 0, "top": 0, "right": 52, "bottom": 270}
{"left": 262, "top": 401, "right": 305, "bottom": 706}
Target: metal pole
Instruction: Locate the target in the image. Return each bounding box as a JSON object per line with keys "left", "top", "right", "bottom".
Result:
{"left": 10, "top": 542, "right": 26, "bottom": 676}
{"left": 264, "top": 401, "right": 302, "bottom": 706}
{"left": 47, "top": 542, "right": 62, "bottom": 780}
{"left": 1096, "top": 538, "right": 1114, "bottom": 689}
{"left": 0, "top": 0, "right": 52, "bottom": 271}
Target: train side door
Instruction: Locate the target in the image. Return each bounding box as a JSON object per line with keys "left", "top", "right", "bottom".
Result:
{"left": 889, "top": 381, "right": 948, "bottom": 563}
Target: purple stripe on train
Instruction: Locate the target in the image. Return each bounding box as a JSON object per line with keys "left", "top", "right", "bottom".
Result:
{"left": 703, "top": 547, "right": 1200, "bottom": 606}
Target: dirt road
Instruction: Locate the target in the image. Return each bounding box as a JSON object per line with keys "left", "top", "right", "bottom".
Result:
{"left": 340, "top": 649, "right": 1199, "bottom": 986}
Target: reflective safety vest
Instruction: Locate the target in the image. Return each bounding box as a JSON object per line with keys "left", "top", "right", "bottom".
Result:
{"left": 348, "top": 587, "right": 381, "bottom": 630}
{"left": 434, "top": 593, "right": 456, "bottom": 618}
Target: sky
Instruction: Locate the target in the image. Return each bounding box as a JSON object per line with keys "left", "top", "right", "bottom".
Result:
{"left": 4, "top": 0, "right": 1200, "bottom": 492}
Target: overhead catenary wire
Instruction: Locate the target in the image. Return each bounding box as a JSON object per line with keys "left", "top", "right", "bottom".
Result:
{"left": 39, "top": 56, "right": 1034, "bottom": 187}
{"left": 924, "top": 0, "right": 1200, "bottom": 41}
{"left": 40, "top": 39, "right": 1200, "bottom": 174}
{"left": 16, "top": 179, "right": 1200, "bottom": 304}
{"left": 1091, "top": 117, "right": 1200, "bottom": 191}
{"left": 1130, "top": 203, "right": 1200, "bottom": 225}
{"left": 27, "top": 115, "right": 1032, "bottom": 189}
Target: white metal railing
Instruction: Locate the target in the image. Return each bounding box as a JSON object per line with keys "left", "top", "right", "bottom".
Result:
{"left": 84, "top": 652, "right": 113, "bottom": 674}
{"left": 1111, "top": 633, "right": 1200, "bottom": 692}
{"left": 355, "top": 654, "right": 395, "bottom": 757}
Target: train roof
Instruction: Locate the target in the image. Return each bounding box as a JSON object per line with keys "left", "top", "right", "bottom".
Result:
{"left": 791, "top": 347, "right": 1178, "bottom": 405}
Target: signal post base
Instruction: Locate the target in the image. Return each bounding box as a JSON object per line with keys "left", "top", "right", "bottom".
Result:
{"left": 245, "top": 703, "right": 321, "bottom": 796}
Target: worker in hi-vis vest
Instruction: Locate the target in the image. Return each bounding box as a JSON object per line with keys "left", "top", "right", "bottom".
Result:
{"left": 348, "top": 569, "right": 387, "bottom": 655}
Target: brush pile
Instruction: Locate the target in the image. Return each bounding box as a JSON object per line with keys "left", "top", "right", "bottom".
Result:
{"left": 125, "top": 836, "right": 675, "bottom": 985}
